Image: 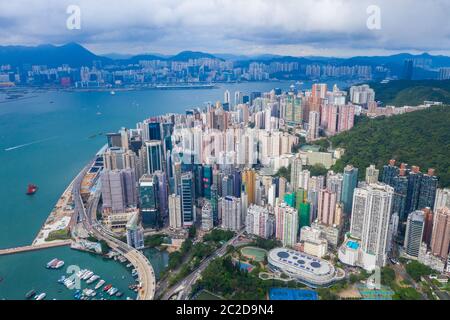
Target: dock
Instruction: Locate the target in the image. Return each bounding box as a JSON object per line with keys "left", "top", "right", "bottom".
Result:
{"left": 0, "top": 240, "right": 72, "bottom": 256}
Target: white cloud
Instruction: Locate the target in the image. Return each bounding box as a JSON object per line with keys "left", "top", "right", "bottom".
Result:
{"left": 0, "top": 0, "right": 449, "bottom": 56}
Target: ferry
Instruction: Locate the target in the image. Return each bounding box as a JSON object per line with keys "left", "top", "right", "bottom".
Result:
{"left": 35, "top": 293, "right": 46, "bottom": 300}
{"left": 25, "top": 289, "right": 36, "bottom": 299}
{"left": 95, "top": 279, "right": 105, "bottom": 290}
{"left": 86, "top": 274, "right": 99, "bottom": 284}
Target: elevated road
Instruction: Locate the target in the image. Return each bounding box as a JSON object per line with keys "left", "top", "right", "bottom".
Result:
{"left": 73, "top": 162, "right": 156, "bottom": 300}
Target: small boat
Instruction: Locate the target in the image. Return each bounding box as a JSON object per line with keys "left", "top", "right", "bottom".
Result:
{"left": 95, "top": 279, "right": 105, "bottom": 290}
{"left": 103, "top": 284, "right": 112, "bottom": 292}
{"left": 110, "top": 91, "right": 116, "bottom": 95}
{"left": 86, "top": 275, "right": 99, "bottom": 284}
{"left": 76, "top": 269, "right": 87, "bottom": 279}
{"left": 82, "top": 271, "right": 94, "bottom": 280}
{"left": 131, "top": 269, "right": 138, "bottom": 277}
{"left": 57, "top": 276, "right": 66, "bottom": 284}
{"left": 35, "top": 293, "right": 46, "bottom": 300}
{"left": 25, "top": 289, "right": 36, "bottom": 299}
{"left": 46, "top": 258, "right": 58, "bottom": 269}
{"left": 54, "top": 260, "right": 65, "bottom": 269}
{"left": 126, "top": 263, "right": 133, "bottom": 268}
{"left": 108, "top": 288, "right": 118, "bottom": 296}
{"left": 115, "top": 291, "right": 123, "bottom": 298}
{"left": 26, "top": 184, "right": 38, "bottom": 195}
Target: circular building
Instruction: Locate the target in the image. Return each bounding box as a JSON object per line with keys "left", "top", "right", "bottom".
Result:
{"left": 267, "top": 248, "right": 344, "bottom": 287}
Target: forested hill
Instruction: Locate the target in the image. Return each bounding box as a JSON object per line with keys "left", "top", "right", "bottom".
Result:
{"left": 370, "top": 80, "right": 450, "bottom": 107}
{"left": 329, "top": 106, "right": 450, "bottom": 187}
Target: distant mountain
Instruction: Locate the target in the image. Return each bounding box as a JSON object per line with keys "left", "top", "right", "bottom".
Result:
{"left": 167, "top": 51, "right": 222, "bottom": 61}
{"left": 0, "top": 42, "right": 111, "bottom": 68}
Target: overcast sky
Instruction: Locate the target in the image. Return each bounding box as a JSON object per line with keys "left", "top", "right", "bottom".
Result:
{"left": 1, "top": 0, "right": 449, "bottom": 57}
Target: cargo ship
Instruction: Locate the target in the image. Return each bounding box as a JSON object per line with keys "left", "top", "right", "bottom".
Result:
{"left": 26, "top": 184, "right": 38, "bottom": 195}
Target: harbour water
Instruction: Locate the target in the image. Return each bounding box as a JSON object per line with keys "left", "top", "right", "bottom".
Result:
{"left": 0, "top": 81, "right": 350, "bottom": 299}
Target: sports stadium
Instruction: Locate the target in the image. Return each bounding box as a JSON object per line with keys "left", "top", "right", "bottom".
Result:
{"left": 267, "top": 248, "right": 345, "bottom": 287}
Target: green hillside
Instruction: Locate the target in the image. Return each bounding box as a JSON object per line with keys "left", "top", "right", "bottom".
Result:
{"left": 328, "top": 106, "right": 450, "bottom": 187}
{"left": 370, "top": 80, "right": 450, "bottom": 106}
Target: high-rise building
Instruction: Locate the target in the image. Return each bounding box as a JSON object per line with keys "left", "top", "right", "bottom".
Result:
{"left": 242, "top": 169, "right": 256, "bottom": 205}
{"left": 417, "top": 169, "right": 438, "bottom": 210}
{"left": 430, "top": 207, "right": 450, "bottom": 260}
{"left": 201, "top": 201, "right": 214, "bottom": 232}
{"left": 245, "top": 205, "right": 275, "bottom": 239}
{"left": 326, "top": 171, "right": 343, "bottom": 203}
{"left": 350, "top": 183, "right": 394, "bottom": 270}
{"left": 101, "top": 169, "right": 137, "bottom": 213}
{"left": 405, "top": 166, "right": 423, "bottom": 215}
{"left": 275, "top": 202, "right": 299, "bottom": 247}
{"left": 221, "top": 196, "right": 242, "bottom": 231}
{"left": 290, "top": 157, "right": 303, "bottom": 191}
{"left": 307, "top": 111, "right": 320, "bottom": 142}
{"left": 168, "top": 194, "right": 182, "bottom": 229}
{"left": 317, "top": 189, "right": 337, "bottom": 226}
{"left": 404, "top": 210, "right": 425, "bottom": 258}
{"left": 154, "top": 171, "right": 168, "bottom": 221}
{"left": 180, "top": 172, "right": 195, "bottom": 227}
{"left": 139, "top": 174, "right": 159, "bottom": 228}
{"left": 145, "top": 141, "right": 163, "bottom": 174}
{"left": 422, "top": 208, "right": 434, "bottom": 248}
{"left": 365, "top": 165, "right": 379, "bottom": 184}
{"left": 381, "top": 159, "right": 399, "bottom": 186}
{"left": 342, "top": 165, "right": 359, "bottom": 214}
{"left": 126, "top": 212, "right": 144, "bottom": 249}
{"left": 434, "top": 188, "right": 450, "bottom": 210}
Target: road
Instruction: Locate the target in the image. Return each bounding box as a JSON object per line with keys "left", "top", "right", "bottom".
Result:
{"left": 72, "top": 162, "right": 156, "bottom": 300}
{"left": 160, "top": 229, "right": 245, "bottom": 300}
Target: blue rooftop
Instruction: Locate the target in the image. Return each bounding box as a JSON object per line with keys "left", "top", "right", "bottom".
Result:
{"left": 347, "top": 241, "right": 360, "bottom": 250}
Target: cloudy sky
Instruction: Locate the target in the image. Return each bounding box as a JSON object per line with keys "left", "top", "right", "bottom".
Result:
{"left": 1, "top": 0, "right": 450, "bottom": 57}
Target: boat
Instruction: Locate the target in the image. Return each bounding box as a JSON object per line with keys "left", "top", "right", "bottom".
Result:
{"left": 131, "top": 269, "right": 138, "bottom": 277}
{"left": 95, "top": 279, "right": 105, "bottom": 290}
{"left": 57, "top": 276, "right": 66, "bottom": 284}
{"left": 126, "top": 263, "right": 133, "bottom": 268}
{"left": 110, "top": 91, "right": 116, "bottom": 95}
{"left": 46, "top": 258, "right": 58, "bottom": 269}
{"left": 82, "top": 271, "right": 94, "bottom": 280}
{"left": 108, "top": 288, "right": 118, "bottom": 296}
{"left": 26, "top": 184, "right": 38, "bottom": 195}
{"left": 25, "top": 290, "right": 36, "bottom": 299}
{"left": 35, "top": 293, "right": 46, "bottom": 300}
{"left": 103, "top": 284, "right": 112, "bottom": 292}
{"left": 86, "top": 275, "right": 99, "bottom": 284}
{"left": 76, "top": 269, "right": 87, "bottom": 278}
{"left": 115, "top": 291, "right": 123, "bottom": 298}
{"left": 54, "top": 260, "right": 65, "bottom": 269}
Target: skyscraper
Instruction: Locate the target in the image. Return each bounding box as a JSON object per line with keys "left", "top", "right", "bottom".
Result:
{"left": 242, "top": 169, "right": 256, "bottom": 205}
{"left": 201, "top": 201, "right": 214, "bottom": 232}
{"left": 434, "top": 188, "right": 450, "bottom": 210}
{"left": 180, "top": 172, "right": 195, "bottom": 227}
{"left": 404, "top": 210, "right": 425, "bottom": 258}
{"left": 307, "top": 111, "right": 320, "bottom": 142}
{"left": 290, "top": 156, "right": 303, "bottom": 191}
{"left": 275, "top": 202, "right": 299, "bottom": 247}
{"left": 350, "top": 183, "right": 394, "bottom": 270}
{"left": 245, "top": 205, "right": 274, "bottom": 239}
{"left": 221, "top": 196, "right": 242, "bottom": 231}
{"left": 417, "top": 169, "right": 438, "bottom": 210}
{"left": 145, "top": 141, "right": 163, "bottom": 174}
{"left": 139, "top": 174, "right": 159, "bottom": 228}
{"left": 317, "top": 189, "right": 337, "bottom": 226}
{"left": 101, "top": 169, "right": 137, "bottom": 213}
{"left": 430, "top": 207, "right": 450, "bottom": 260}
{"left": 365, "top": 165, "right": 379, "bottom": 184}
{"left": 342, "top": 165, "right": 359, "bottom": 214}
{"left": 168, "top": 194, "right": 182, "bottom": 229}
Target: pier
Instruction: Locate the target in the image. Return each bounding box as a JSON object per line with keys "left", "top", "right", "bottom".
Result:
{"left": 0, "top": 240, "right": 72, "bottom": 256}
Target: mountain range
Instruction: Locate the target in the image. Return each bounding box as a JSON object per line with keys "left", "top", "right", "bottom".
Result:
{"left": 1, "top": 42, "right": 450, "bottom": 71}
